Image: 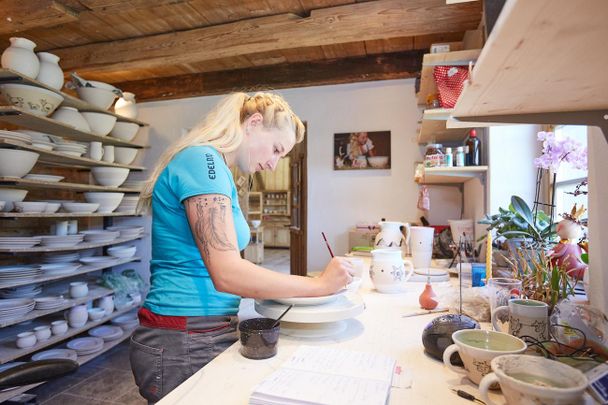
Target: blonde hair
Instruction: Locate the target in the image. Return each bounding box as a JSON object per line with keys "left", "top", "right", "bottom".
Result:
{"left": 138, "top": 92, "right": 305, "bottom": 212}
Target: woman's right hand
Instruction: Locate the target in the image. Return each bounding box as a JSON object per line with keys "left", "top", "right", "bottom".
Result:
{"left": 317, "top": 257, "right": 353, "bottom": 295}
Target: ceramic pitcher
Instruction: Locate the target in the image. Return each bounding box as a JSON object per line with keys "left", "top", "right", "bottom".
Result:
{"left": 369, "top": 248, "right": 414, "bottom": 293}
{"left": 114, "top": 92, "right": 138, "bottom": 119}
{"left": 1, "top": 37, "right": 40, "bottom": 79}
{"left": 374, "top": 221, "right": 410, "bottom": 252}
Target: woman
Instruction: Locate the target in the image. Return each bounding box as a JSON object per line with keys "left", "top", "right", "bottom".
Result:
{"left": 130, "top": 92, "right": 352, "bottom": 402}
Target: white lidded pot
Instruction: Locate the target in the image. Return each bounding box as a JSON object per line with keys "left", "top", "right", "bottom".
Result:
{"left": 65, "top": 304, "right": 88, "bottom": 328}
{"left": 36, "top": 52, "right": 64, "bottom": 90}
{"left": 369, "top": 248, "right": 414, "bottom": 293}
{"left": 374, "top": 221, "right": 410, "bottom": 252}
{"left": 1, "top": 37, "right": 40, "bottom": 79}
{"left": 114, "top": 92, "right": 138, "bottom": 119}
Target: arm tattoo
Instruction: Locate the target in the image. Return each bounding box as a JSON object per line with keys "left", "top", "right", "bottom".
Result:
{"left": 187, "top": 195, "right": 237, "bottom": 258}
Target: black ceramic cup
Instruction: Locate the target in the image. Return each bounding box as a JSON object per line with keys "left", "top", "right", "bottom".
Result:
{"left": 239, "top": 318, "right": 280, "bottom": 360}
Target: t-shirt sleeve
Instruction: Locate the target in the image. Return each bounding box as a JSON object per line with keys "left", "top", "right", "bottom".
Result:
{"left": 167, "top": 147, "right": 232, "bottom": 203}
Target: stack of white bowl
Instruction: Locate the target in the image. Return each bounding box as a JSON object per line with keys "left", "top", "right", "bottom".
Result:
{"left": 79, "top": 230, "right": 120, "bottom": 243}
{"left": 115, "top": 195, "right": 139, "bottom": 213}
{"left": 0, "top": 149, "right": 39, "bottom": 178}
{"left": 39, "top": 234, "right": 84, "bottom": 248}
{"left": 91, "top": 167, "right": 129, "bottom": 187}
{"left": 106, "top": 225, "right": 144, "bottom": 239}
{"left": 84, "top": 192, "right": 124, "bottom": 213}
{"left": 114, "top": 147, "right": 138, "bottom": 164}
{"left": 61, "top": 202, "right": 99, "bottom": 214}
{"left": 81, "top": 112, "right": 117, "bottom": 136}
{"left": 109, "top": 122, "right": 140, "bottom": 141}
{"left": 13, "top": 201, "right": 47, "bottom": 213}
{"left": 107, "top": 245, "right": 136, "bottom": 258}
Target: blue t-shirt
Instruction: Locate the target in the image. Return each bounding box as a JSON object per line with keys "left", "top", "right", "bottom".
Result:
{"left": 144, "top": 145, "right": 250, "bottom": 316}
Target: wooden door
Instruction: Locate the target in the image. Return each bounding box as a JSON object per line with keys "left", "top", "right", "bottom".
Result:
{"left": 289, "top": 124, "right": 307, "bottom": 276}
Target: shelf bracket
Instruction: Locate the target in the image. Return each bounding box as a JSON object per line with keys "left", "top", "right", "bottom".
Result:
{"left": 454, "top": 110, "right": 608, "bottom": 143}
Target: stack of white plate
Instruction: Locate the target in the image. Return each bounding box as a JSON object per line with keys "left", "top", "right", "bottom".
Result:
{"left": 41, "top": 262, "right": 81, "bottom": 275}
{"left": 15, "top": 130, "right": 54, "bottom": 150}
{"left": 111, "top": 312, "right": 139, "bottom": 330}
{"left": 115, "top": 195, "right": 139, "bottom": 213}
{"left": 54, "top": 142, "right": 87, "bottom": 157}
{"left": 79, "top": 256, "right": 117, "bottom": 266}
{"left": 0, "top": 298, "right": 35, "bottom": 321}
{"left": 42, "top": 252, "right": 80, "bottom": 263}
{"left": 0, "top": 265, "right": 43, "bottom": 283}
{"left": 34, "top": 296, "right": 69, "bottom": 310}
{"left": 122, "top": 180, "right": 145, "bottom": 190}
{"left": 80, "top": 230, "right": 120, "bottom": 243}
{"left": 39, "top": 234, "right": 84, "bottom": 248}
{"left": 31, "top": 349, "right": 77, "bottom": 361}
{"left": 106, "top": 226, "right": 144, "bottom": 239}
{"left": 88, "top": 325, "right": 124, "bottom": 341}
{"left": 0, "top": 284, "right": 42, "bottom": 299}
{"left": 0, "top": 130, "right": 32, "bottom": 144}
{"left": 67, "top": 337, "right": 104, "bottom": 355}
{"left": 23, "top": 174, "right": 64, "bottom": 183}
{"left": 0, "top": 236, "right": 41, "bottom": 249}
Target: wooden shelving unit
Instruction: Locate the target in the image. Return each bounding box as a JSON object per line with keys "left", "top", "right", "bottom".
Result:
{"left": 416, "top": 165, "right": 488, "bottom": 184}
{"left": 0, "top": 212, "right": 140, "bottom": 219}
{"left": 262, "top": 191, "right": 290, "bottom": 248}
{"left": 418, "top": 108, "right": 471, "bottom": 144}
{"left": 0, "top": 139, "right": 145, "bottom": 171}
{"left": 0, "top": 176, "right": 141, "bottom": 193}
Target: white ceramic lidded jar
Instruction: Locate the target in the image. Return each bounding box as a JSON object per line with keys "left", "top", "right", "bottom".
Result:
{"left": 36, "top": 52, "right": 64, "bottom": 90}
{"left": 369, "top": 248, "right": 414, "bottom": 293}
{"left": 114, "top": 92, "right": 138, "bottom": 119}
{"left": 1, "top": 37, "right": 40, "bottom": 79}
{"left": 65, "top": 304, "right": 88, "bottom": 328}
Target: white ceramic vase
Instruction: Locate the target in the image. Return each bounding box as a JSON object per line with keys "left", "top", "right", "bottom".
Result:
{"left": 374, "top": 221, "right": 410, "bottom": 252}
{"left": 66, "top": 304, "right": 88, "bottom": 328}
{"left": 36, "top": 52, "right": 64, "bottom": 90}
{"left": 97, "top": 295, "right": 115, "bottom": 316}
{"left": 114, "top": 92, "right": 138, "bottom": 119}
{"left": 369, "top": 248, "right": 414, "bottom": 293}
{"left": 1, "top": 37, "right": 40, "bottom": 79}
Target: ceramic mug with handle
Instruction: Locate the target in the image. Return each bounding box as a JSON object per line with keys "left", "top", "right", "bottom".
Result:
{"left": 369, "top": 248, "right": 414, "bottom": 293}
{"left": 491, "top": 299, "right": 549, "bottom": 341}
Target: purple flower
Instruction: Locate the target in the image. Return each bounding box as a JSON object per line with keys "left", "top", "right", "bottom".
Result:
{"left": 534, "top": 131, "right": 587, "bottom": 171}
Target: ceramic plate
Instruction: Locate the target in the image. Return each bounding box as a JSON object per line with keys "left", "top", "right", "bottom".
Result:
{"left": 31, "top": 349, "right": 77, "bottom": 362}
{"left": 271, "top": 289, "right": 346, "bottom": 306}
{"left": 67, "top": 337, "right": 104, "bottom": 352}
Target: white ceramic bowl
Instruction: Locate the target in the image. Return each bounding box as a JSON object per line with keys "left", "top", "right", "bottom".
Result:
{"left": 43, "top": 202, "right": 61, "bottom": 213}
{"left": 0, "top": 149, "right": 39, "bottom": 177}
{"left": 109, "top": 122, "right": 139, "bottom": 141}
{"left": 114, "top": 147, "right": 138, "bottom": 164}
{"left": 88, "top": 307, "right": 105, "bottom": 321}
{"left": 91, "top": 167, "right": 129, "bottom": 187}
{"left": 51, "top": 106, "right": 91, "bottom": 132}
{"left": 0, "top": 83, "right": 64, "bottom": 117}
{"left": 367, "top": 156, "right": 389, "bottom": 169}
{"left": 76, "top": 84, "right": 117, "bottom": 110}
{"left": 84, "top": 192, "right": 124, "bottom": 213}
{"left": 61, "top": 202, "right": 99, "bottom": 213}
{"left": 16, "top": 331, "right": 37, "bottom": 348}
{"left": 107, "top": 245, "right": 136, "bottom": 258}
{"left": 0, "top": 188, "right": 28, "bottom": 212}
{"left": 81, "top": 112, "right": 117, "bottom": 136}
{"left": 14, "top": 201, "right": 47, "bottom": 213}
{"left": 33, "top": 325, "right": 51, "bottom": 341}
{"left": 51, "top": 320, "right": 68, "bottom": 335}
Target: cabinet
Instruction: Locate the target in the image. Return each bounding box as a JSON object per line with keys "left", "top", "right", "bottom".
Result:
{"left": 262, "top": 191, "right": 290, "bottom": 248}
{"left": 0, "top": 68, "right": 148, "bottom": 400}
{"left": 247, "top": 191, "right": 262, "bottom": 221}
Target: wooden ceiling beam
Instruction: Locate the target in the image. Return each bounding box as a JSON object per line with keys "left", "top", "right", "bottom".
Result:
{"left": 0, "top": 1, "right": 79, "bottom": 35}
{"left": 113, "top": 51, "right": 424, "bottom": 101}
{"left": 53, "top": 0, "right": 480, "bottom": 74}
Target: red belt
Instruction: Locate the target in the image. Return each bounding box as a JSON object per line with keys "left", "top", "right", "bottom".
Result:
{"left": 137, "top": 307, "right": 231, "bottom": 334}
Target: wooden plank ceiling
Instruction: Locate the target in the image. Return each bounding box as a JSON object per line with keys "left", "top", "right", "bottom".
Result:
{"left": 0, "top": 0, "right": 482, "bottom": 101}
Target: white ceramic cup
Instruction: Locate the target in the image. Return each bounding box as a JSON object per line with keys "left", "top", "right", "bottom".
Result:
{"left": 69, "top": 281, "right": 88, "bottom": 298}
{"left": 479, "top": 355, "right": 589, "bottom": 405}
{"left": 16, "top": 331, "right": 37, "bottom": 348}
{"left": 53, "top": 220, "right": 68, "bottom": 236}
{"left": 412, "top": 249, "right": 433, "bottom": 269}
{"left": 88, "top": 141, "right": 103, "bottom": 161}
{"left": 491, "top": 299, "right": 549, "bottom": 341}
{"left": 51, "top": 320, "right": 68, "bottom": 335}
{"left": 443, "top": 329, "right": 527, "bottom": 385}
{"left": 67, "top": 219, "right": 78, "bottom": 235}
{"left": 33, "top": 325, "right": 51, "bottom": 341}
{"left": 102, "top": 145, "right": 114, "bottom": 163}
{"left": 410, "top": 226, "right": 434, "bottom": 251}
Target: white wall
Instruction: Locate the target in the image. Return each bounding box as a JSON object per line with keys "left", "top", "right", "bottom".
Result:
{"left": 130, "top": 79, "right": 464, "bottom": 276}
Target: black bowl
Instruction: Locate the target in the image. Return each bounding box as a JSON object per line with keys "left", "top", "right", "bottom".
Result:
{"left": 239, "top": 318, "right": 280, "bottom": 360}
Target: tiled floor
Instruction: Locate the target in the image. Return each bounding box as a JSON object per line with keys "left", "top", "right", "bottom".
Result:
{"left": 25, "top": 249, "right": 290, "bottom": 404}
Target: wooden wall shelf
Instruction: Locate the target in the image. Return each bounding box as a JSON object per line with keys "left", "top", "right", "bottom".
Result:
{"left": 0, "top": 212, "right": 139, "bottom": 219}
{"left": 0, "top": 176, "right": 141, "bottom": 193}
{"left": 416, "top": 165, "right": 487, "bottom": 184}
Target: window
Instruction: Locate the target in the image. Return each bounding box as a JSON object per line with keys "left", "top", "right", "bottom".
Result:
{"left": 553, "top": 125, "right": 588, "bottom": 220}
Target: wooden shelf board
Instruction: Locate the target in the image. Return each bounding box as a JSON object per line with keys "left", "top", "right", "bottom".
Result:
{"left": 0, "top": 211, "right": 140, "bottom": 219}
{"left": 0, "top": 69, "right": 148, "bottom": 127}
{"left": 0, "top": 139, "right": 145, "bottom": 171}
{"left": 452, "top": 0, "right": 608, "bottom": 123}
{"left": 0, "top": 106, "right": 146, "bottom": 148}
{"left": 417, "top": 49, "right": 481, "bottom": 106}
{"left": 0, "top": 257, "right": 141, "bottom": 290}
{"left": 418, "top": 108, "right": 471, "bottom": 144}
{"left": 0, "top": 176, "right": 141, "bottom": 193}
{"left": 0, "top": 234, "right": 144, "bottom": 254}
{"left": 417, "top": 165, "right": 488, "bottom": 184}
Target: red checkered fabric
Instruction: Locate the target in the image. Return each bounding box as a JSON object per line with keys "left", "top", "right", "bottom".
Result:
{"left": 433, "top": 66, "right": 469, "bottom": 108}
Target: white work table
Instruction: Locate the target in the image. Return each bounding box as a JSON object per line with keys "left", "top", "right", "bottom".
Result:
{"left": 159, "top": 273, "right": 506, "bottom": 405}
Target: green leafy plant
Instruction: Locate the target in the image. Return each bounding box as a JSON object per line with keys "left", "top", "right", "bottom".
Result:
{"left": 479, "top": 195, "right": 557, "bottom": 248}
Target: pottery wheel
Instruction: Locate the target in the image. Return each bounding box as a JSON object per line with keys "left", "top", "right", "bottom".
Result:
{"left": 279, "top": 320, "right": 347, "bottom": 338}
{"left": 254, "top": 293, "right": 364, "bottom": 324}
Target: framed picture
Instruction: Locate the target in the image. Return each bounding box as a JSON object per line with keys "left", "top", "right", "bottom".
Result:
{"left": 333, "top": 131, "right": 391, "bottom": 170}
